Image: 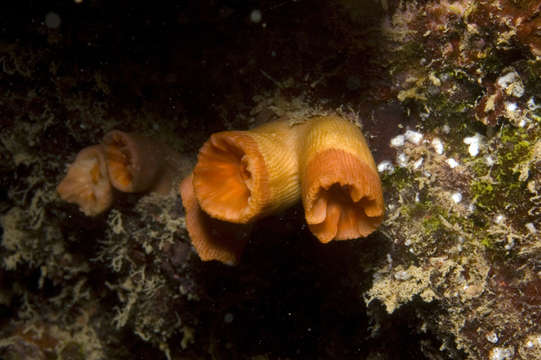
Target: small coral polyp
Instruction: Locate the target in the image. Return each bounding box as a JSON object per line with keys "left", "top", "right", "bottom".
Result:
{"left": 57, "top": 131, "right": 184, "bottom": 216}
{"left": 103, "top": 131, "right": 167, "bottom": 194}
{"left": 57, "top": 145, "right": 113, "bottom": 216}
{"left": 181, "top": 115, "right": 384, "bottom": 264}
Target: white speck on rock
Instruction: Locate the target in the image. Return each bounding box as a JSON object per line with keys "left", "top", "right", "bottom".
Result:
{"left": 397, "top": 153, "right": 409, "bottom": 167}
{"left": 489, "top": 346, "right": 514, "bottom": 360}
{"left": 377, "top": 160, "right": 395, "bottom": 174}
{"left": 390, "top": 134, "right": 405, "bottom": 147}
{"left": 525, "top": 223, "right": 537, "bottom": 234}
{"left": 527, "top": 97, "right": 541, "bottom": 110}
{"left": 463, "top": 133, "right": 484, "bottom": 157}
{"left": 525, "top": 334, "right": 541, "bottom": 348}
{"left": 394, "top": 270, "right": 411, "bottom": 281}
{"left": 504, "top": 101, "right": 518, "bottom": 113}
{"left": 485, "top": 155, "right": 495, "bottom": 166}
{"left": 446, "top": 158, "right": 459, "bottom": 168}
{"left": 431, "top": 137, "right": 444, "bottom": 154}
{"left": 494, "top": 214, "right": 505, "bottom": 224}
{"left": 442, "top": 124, "right": 451, "bottom": 134}
{"left": 405, "top": 130, "right": 423, "bottom": 145}
{"left": 486, "top": 332, "right": 499, "bottom": 344}
{"left": 451, "top": 192, "right": 462, "bottom": 204}
{"left": 497, "top": 71, "right": 524, "bottom": 98}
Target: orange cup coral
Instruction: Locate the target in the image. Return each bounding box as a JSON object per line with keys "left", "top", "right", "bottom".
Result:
{"left": 57, "top": 131, "right": 185, "bottom": 217}
{"left": 180, "top": 115, "right": 384, "bottom": 265}
{"left": 103, "top": 130, "right": 183, "bottom": 195}
{"left": 179, "top": 174, "right": 251, "bottom": 265}
{"left": 57, "top": 145, "right": 113, "bottom": 216}
{"left": 299, "top": 116, "right": 384, "bottom": 243}
{"left": 192, "top": 120, "right": 305, "bottom": 223}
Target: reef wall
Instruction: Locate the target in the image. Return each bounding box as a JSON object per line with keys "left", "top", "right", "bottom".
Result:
{"left": 0, "top": 1, "right": 540, "bottom": 359}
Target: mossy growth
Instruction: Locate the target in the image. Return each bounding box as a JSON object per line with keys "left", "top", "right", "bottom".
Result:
{"left": 388, "top": 41, "right": 426, "bottom": 75}
{"left": 479, "top": 48, "right": 510, "bottom": 77}
{"left": 523, "top": 60, "right": 541, "bottom": 92}
{"left": 421, "top": 74, "right": 483, "bottom": 132}
{"left": 421, "top": 208, "right": 446, "bottom": 235}
{"left": 381, "top": 166, "right": 414, "bottom": 191}
{"left": 470, "top": 125, "right": 535, "bottom": 217}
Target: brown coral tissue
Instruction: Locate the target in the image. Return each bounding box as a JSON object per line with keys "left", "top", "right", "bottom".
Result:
{"left": 103, "top": 130, "right": 183, "bottom": 195}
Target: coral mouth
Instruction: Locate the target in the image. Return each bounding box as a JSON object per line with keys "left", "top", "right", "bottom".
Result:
{"left": 303, "top": 149, "right": 384, "bottom": 243}
{"left": 308, "top": 183, "right": 383, "bottom": 242}
{"left": 193, "top": 131, "right": 268, "bottom": 223}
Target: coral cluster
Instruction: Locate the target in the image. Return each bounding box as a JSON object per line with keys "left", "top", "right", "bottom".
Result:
{"left": 57, "top": 131, "right": 186, "bottom": 216}
{"left": 180, "top": 115, "right": 384, "bottom": 264}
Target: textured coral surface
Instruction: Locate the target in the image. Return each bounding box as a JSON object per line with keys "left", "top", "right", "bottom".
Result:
{"left": 1, "top": 1, "right": 540, "bottom": 359}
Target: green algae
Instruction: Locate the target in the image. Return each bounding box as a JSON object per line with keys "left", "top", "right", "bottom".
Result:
{"left": 470, "top": 125, "right": 535, "bottom": 215}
